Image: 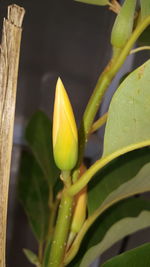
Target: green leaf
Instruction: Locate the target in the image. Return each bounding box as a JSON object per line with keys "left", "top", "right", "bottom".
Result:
{"left": 140, "top": 0, "right": 150, "bottom": 21}
{"left": 88, "top": 148, "right": 150, "bottom": 214}
{"left": 95, "top": 162, "right": 150, "bottom": 219}
{"left": 74, "top": 0, "right": 109, "bottom": 6}
{"left": 102, "top": 243, "right": 150, "bottom": 267}
{"left": 86, "top": 198, "right": 150, "bottom": 253}
{"left": 103, "top": 59, "right": 150, "bottom": 157}
{"left": 68, "top": 198, "right": 150, "bottom": 267}
{"left": 80, "top": 211, "right": 150, "bottom": 267}
{"left": 67, "top": 163, "right": 150, "bottom": 266}
{"left": 25, "top": 111, "right": 59, "bottom": 186}
{"left": 18, "top": 151, "right": 50, "bottom": 242}
{"left": 138, "top": 26, "right": 150, "bottom": 46}
{"left": 23, "top": 249, "right": 41, "bottom": 267}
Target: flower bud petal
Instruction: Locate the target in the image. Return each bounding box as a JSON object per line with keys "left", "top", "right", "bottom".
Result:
{"left": 53, "top": 78, "right": 78, "bottom": 171}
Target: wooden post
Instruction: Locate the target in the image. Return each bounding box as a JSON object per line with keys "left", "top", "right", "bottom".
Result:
{"left": 0, "top": 5, "right": 25, "bottom": 267}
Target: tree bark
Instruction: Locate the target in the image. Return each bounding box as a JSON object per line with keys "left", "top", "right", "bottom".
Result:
{"left": 0, "top": 5, "right": 25, "bottom": 267}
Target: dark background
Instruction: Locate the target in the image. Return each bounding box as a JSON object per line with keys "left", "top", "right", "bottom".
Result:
{"left": 0, "top": 0, "right": 149, "bottom": 266}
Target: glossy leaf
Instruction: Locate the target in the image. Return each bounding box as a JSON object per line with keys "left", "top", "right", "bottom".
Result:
{"left": 102, "top": 243, "right": 150, "bottom": 267}
{"left": 68, "top": 198, "right": 150, "bottom": 267}
{"left": 23, "top": 249, "right": 41, "bottom": 267}
{"left": 93, "top": 162, "right": 150, "bottom": 222}
{"left": 88, "top": 148, "right": 150, "bottom": 214}
{"left": 138, "top": 25, "right": 150, "bottom": 46}
{"left": 25, "top": 111, "right": 59, "bottom": 186}
{"left": 74, "top": 0, "right": 109, "bottom": 6}
{"left": 18, "top": 151, "right": 50, "bottom": 242}
{"left": 103, "top": 59, "right": 150, "bottom": 156}
{"left": 80, "top": 211, "right": 150, "bottom": 267}
{"left": 67, "top": 163, "right": 150, "bottom": 266}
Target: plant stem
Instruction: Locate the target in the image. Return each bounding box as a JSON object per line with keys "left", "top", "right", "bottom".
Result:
{"left": 61, "top": 170, "right": 71, "bottom": 186}
{"left": 48, "top": 190, "right": 74, "bottom": 267}
{"left": 73, "top": 15, "right": 150, "bottom": 182}
{"left": 48, "top": 171, "right": 73, "bottom": 267}
{"left": 38, "top": 242, "right": 43, "bottom": 263}
{"left": 90, "top": 112, "right": 108, "bottom": 134}
{"left": 108, "top": 0, "right": 121, "bottom": 14}
{"left": 84, "top": 15, "right": 150, "bottom": 139}
{"left": 49, "top": 186, "right": 54, "bottom": 208}
{"left": 130, "top": 45, "right": 150, "bottom": 54}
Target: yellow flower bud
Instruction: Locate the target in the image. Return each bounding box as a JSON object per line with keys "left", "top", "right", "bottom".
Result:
{"left": 111, "top": 0, "right": 136, "bottom": 48}
{"left": 53, "top": 78, "right": 78, "bottom": 171}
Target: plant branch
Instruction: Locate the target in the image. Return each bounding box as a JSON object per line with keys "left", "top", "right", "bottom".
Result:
{"left": 0, "top": 5, "right": 25, "bottom": 267}
{"left": 73, "top": 15, "right": 150, "bottom": 182}
{"left": 48, "top": 172, "right": 73, "bottom": 267}
{"left": 48, "top": 189, "right": 74, "bottom": 267}
{"left": 90, "top": 112, "right": 108, "bottom": 134}
{"left": 108, "top": 0, "right": 121, "bottom": 14}
{"left": 83, "top": 15, "right": 150, "bottom": 142}
{"left": 38, "top": 242, "right": 43, "bottom": 263}
{"left": 130, "top": 46, "right": 150, "bottom": 54}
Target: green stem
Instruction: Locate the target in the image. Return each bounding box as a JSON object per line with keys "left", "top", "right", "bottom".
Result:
{"left": 48, "top": 185, "right": 54, "bottom": 208}
{"left": 38, "top": 241, "right": 43, "bottom": 263}
{"left": 73, "top": 15, "right": 150, "bottom": 182}
{"left": 48, "top": 189, "right": 74, "bottom": 267}
{"left": 130, "top": 45, "right": 150, "bottom": 54}
{"left": 90, "top": 112, "right": 108, "bottom": 134}
{"left": 84, "top": 16, "right": 150, "bottom": 133}
{"left": 61, "top": 170, "right": 71, "bottom": 186}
